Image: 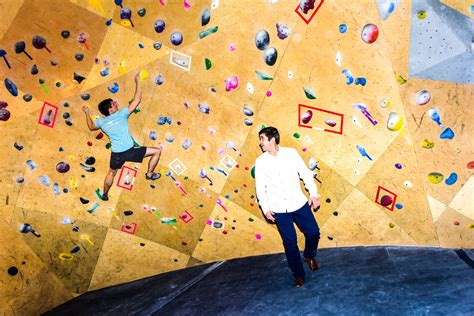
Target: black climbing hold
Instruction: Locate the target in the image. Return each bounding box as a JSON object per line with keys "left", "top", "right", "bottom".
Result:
{"left": 80, "top": 197, "right": 89, "bottom": 204}
{"left": 61, "top": 30, "right": 71, "bottom": 39}
{"left": 23, "top": 94, "right": 32, "bottom": 102}
{"left": 8, "top": 266, "right": 18, "bottom": 276}
{"left": 124, "top": 210, "right": 133, "bottom": 216}
{"left": 80, "top": 93, "right": 90, "bottom": 100}
{"left": 31, "top": 64, "right": 38, "bottom": 75}
{"left": 85, "top": 157, "right": 96, "bottom": 165}
{"left": 75, "top": 53, "right": 84, "bottom": 61}
{"left": 137, "top": 8, "right": 146, "bottom": 17}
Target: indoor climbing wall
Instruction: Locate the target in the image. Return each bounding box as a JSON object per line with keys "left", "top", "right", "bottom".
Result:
{"left": 0, "top": 0, "right": 472, "bottom": 314}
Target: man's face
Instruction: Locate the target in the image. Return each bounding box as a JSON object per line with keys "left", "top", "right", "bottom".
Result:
{"left": 259, "top": 134, "right": 273, "bottom": 152}
{"left": 108, "top": 99, "right": 119, "bottom": 115}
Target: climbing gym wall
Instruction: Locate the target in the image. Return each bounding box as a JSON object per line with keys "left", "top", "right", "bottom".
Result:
{"left": 0, "top": 0, "right": 472, "bottom": 314}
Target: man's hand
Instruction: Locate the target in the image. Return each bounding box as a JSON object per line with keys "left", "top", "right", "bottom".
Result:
{"left": 310, "top": 196, "right": 321, "bottom": 211}
{"left": 82, "top": 105, "right": 89, "bottom": 114}
{"left": 265, "top": 210, "right": 275, "bottom": 222}
{"left": 134, "top": 72, "right": 140, "bottom": 83}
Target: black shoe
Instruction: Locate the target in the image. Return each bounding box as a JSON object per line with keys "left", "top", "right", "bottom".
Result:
{"left": 102, "top": 193, "right": 109, "bottom": 201}
{"left": 146, "top": 172, "right": 161, "bottom": 180}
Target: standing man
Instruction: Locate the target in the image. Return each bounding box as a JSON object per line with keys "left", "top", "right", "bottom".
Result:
{"left": 82, "top": 73, "right": 162, "bottom": 201}
{"left": 255, "top": 126, "right": 321, "bottom": 287}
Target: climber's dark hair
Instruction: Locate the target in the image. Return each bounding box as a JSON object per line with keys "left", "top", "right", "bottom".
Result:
{"left": 98, "top": 98, "right": 113, "bottom": 116}
{"left": 259, "top": 126, "right": 280, "bottom": 144}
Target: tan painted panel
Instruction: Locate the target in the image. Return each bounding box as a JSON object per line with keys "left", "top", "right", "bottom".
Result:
{"left": 191, "top": 197, "right": 284, "bottom": 262}
{"left": 356, "top": 133, "right": 439, "bottom": 245}
{"left": 10, "top": 207, "right": 109, "bottom": 293}
{"left": 0, "top": 0, "right": 108, "bottom": 104}
{"left": 435, "top": 207, "right": 474, "bottom": 248}
{"left": 89, "top": 228, "right": 189, "bottom": 290}
{"left": 321, "top": 188, "right": 419, "bottom": 247}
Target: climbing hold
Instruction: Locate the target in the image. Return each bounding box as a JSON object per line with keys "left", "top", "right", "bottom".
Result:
{"left": 440, "top": 127, "right": 455, "bottom": 140}
{"left": 255, "top": 70, "right": 272, "bottom": 80}
{"left": 201, "top": 8, "right": 211, "bottom": 26}
{"left": 199, "top": 26, "right": 218, "bottom": 39}
{"left": 0, "top": 108, "right": 10, "bottom": 121}
{"left": 243, "top": 105, "right": 254, "bottom": 116}
{"left": 155, "top": 75, "right": 164, "bottom": 85}
{"left": 417, "top": 10, "right": 427, "bottom": 19}
{"left": 301, "top": 110, "right": 313, "bottom": 124}
{"left": 263, "top": 47, "right": 277, "bottom": 66}
{"left": 445, "top": 173, "right": 458, "bottom": 185}
{"left": 396, "top": 75, "right": 407, "bottom": 84}
{"left": 415, "top": 90, "right": 431, "bottom": 105}
{"left": 255, "top": 30, "right": 270, "bottom": 50}
{"left": 325, "top": 119, "right": 336, "bottom": 127}
{"left": 428, "top": 107, "right": 443, "bottom": 127}
{"left": 170, "top": 32, "right": 183, "bottom": 46}
{"left": 205, "top": 58, "right": 212, "bottom": 70}
{"left": 224, "top": 75, "right": 238, "bottom": 91}
{"left": 339, "top": 24, "right": 347, "bottom": 33}
{"left": 61, "top": 30, "right": 70, "bottom": 39}
{"left": 361, "top": 23, "right": 378, "bottom": 44}
{"left": 427, "top": 172, "right": 444, "bottom": 184}
{"left": 107, "top": 82, "right": 119, "bottom": 94}
{"left": 137, "top": 7, "right": 146, "bottom": 17}
{"left": 14, "top": 41, "right": 33, "bottom": 60}
{"left": 380, "top": 195, "right": 393, "bottom": 206}
{"left": 4, "top": 78, "right": 18, "bottom": 97}
{"left": 73, "top": 72, "right": 86, "bottom": 84}
{"left": 32, "top": 35, "right": 51, "bottom": 53}
{"left": 56, "top": 162, "right": 70, "bottom": 173}
{"left": 387, "top": 112, "right": 403, "bottom": 131}
{"left": 355, "top": 77, "right": 367, "bottom": 86}
{"left": 153, "top": 41, "right": 162, "bottom": 50}
{"left": 420, "top": 139, "right": 435, "bottom": 149}
{"left": 276, "top": 23, "right": 290, "bottom": 39}
{"left": 154, "top": 19, "right": 165, "bottom": 33}
{"left": 303, "top": 87, "right": 317, "bottom": 99}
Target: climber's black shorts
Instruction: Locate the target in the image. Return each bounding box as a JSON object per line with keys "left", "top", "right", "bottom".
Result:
{"left": 110, "top": 146, "right": 147, "bottom": 170}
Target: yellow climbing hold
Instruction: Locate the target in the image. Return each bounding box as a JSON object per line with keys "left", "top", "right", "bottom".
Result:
{"left": 139, "top": 70, "right": 149, "bottom": 81}
{"left": 417, "top": 10, "right": 427, "bottom": 19}
{"left": 421, "top": 139, "right": 435, "bottom": 149}
{"left": 396, "top": 75, "right": 407, "bottom": 84}
{"left": 428, "top": 172, "right": 444, "bottom": 184}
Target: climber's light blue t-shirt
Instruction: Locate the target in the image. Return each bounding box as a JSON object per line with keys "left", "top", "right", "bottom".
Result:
{"left": 94, "top": 107, "right": 134, "bottom": 153}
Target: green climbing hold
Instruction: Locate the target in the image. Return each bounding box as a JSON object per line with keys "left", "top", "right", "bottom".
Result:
{"left": 303, "top": 87, "right": 317, "bottom": 99}
{"left": 106, "top": 143, "right": 111, "bottom": 149}
{"left": 199, "top": 26, "right": 218, "bottom": 39}
{"left": 293, "top": 133, "right": 300, "bottom": 139}
{"left": 255, "top": 70, "right": 273, "bottom": 80}
{"left": 205, "top": 58, "right": 212, "bottom": 70}
{"left": 251, "top": 166, "right": 255, "bottom": 179}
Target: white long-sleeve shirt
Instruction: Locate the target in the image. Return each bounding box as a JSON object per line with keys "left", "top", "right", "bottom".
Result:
{"left": 255, "top": 147, "right": 318, "bottom": 214}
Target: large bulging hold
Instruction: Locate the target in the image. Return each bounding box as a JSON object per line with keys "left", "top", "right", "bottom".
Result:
{"left": 263, "top": 47, "right": 277, "bottom": 66}
{"left": 255, "top": 30, "right": 270, "bottom": 50}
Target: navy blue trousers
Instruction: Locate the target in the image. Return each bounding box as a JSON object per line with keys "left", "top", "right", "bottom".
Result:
{"left": 274, "top": 202, "right": 320, "bottom": 279}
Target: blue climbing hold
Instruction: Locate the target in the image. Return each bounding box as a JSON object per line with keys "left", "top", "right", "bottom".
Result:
{"left": 440, "top": 127, "right": 455, "bottom": 140}
{"left": 445, "top": 173, "right": 458, "bottom": 185}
